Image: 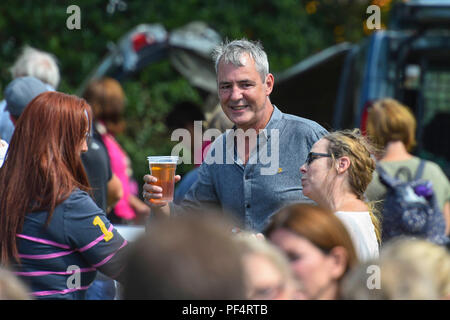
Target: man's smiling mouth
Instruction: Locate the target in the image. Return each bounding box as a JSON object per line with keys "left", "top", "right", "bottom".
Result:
{"left": 230, "top": 105, "right": 248, "bottom": 111}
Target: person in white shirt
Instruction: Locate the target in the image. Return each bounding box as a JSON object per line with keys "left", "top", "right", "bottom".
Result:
{"left": 0, "top": 138, "right": 8, "bottom": 167}
{"left": 299, "top": 129, "right": 381, "bottom": 261}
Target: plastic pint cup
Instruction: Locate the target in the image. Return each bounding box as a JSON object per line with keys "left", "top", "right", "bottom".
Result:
{"left": 147, "top": 156, "right": 179, "bottom": 203}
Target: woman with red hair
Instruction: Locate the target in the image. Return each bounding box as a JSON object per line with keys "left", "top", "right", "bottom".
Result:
{"left": 0, "top": 91, "right": 128, "bottom": 299}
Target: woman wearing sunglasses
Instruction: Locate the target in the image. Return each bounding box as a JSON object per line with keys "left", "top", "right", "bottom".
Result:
{"left": 300, "top": 129, "right": 380, "bottom": 261}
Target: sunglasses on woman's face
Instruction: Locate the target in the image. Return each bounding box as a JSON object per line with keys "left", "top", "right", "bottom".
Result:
{"left": 305, "top": 152, "right": 332, "bottom": 166}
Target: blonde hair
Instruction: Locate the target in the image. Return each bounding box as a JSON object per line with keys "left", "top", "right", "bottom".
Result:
{"left": 234, "top": 232, "right": 294, "bottom": 286}
{"left": 366, "top": 98, "right": 417, "bottom": 152}
{"left": 0, "top": 268, "right": 32, "bottom": 300}
{"left": 324, "top": 129, "right": 382, "bottom": 244}
{"left": 341, "top": 237, "right": 450, "bottom": 299}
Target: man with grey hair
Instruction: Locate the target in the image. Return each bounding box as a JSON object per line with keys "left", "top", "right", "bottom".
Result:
{"left": 0, "top": 46, "right": 60, "bottom": 143}
{"left": 143, "top": 39, "right": 327, "bottom": 232}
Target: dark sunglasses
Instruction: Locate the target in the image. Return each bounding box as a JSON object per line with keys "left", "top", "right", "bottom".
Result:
{"left": 305, "top": 152, "right": 332, "bottom": 166}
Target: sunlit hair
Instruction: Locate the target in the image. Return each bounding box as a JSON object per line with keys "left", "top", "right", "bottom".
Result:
{"left": 341, "top": 237, "right": 450, "bottom": 299}
{"left": 265, "top": 204, "right": 358, "bottom": 279}
{"left": 378, "top": 237, "right": 450, "bottom": 299}
{"left": 366, "top": 98, "right": 417, "bottom": 152}
{"left": 82, "top": 77, "right": 126, "bottom": 135}
{"left": 0, "top": 267, "right": 32, "bottom": 300}
{"left": 9, "top": 46, "right": 60, "bottom": 89}
{"left": 0, "top": 91, "right": 92, "bottom": 265}
{"left": 234, "top": 232, "right": 296, "bottom": 298}
{"left": 323, "top": 129, "right": 382, "bottom": 244}
{"left": 212, "top": 38, "right": 269, "bottom": 81}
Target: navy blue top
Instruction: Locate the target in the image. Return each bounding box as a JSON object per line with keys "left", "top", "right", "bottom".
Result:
{"left": 13, "top": 189, "right": 128, "bottom": 299}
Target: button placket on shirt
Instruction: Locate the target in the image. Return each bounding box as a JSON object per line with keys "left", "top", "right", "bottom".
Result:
{"left": 243, "top": 164, "right": 253, "bottom": 228}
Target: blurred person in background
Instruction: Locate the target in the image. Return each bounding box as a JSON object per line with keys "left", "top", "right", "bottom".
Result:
{"left": 365, "top": 98, "right": 450, "bottom": 237}
{"left": 0, "top": 268, "right": 32, "bottom": 300}
{"left": 0, "top": 92, "right": 128, "bottom": 299}
{"left": 82, "top": 112, "right": 123, "bottom": 300}
{"left": 166, "top": 100, "right": 234, "bottom": 204}
{"left": 83, "top": 77, "right": 150, "bottom": 224}
{"left": 265, "top": 204, "right": 358, "bottom": 300}
{"left": 0, "top": 46, "right": 60, "bottom": 143}
{"left": 165, "top": 100, "right": 207, "bottom": 204}
{"left": 233, "top": 231, "right": 299, "bottom": 300}
{"left": 341, "top": 237, "right": 450, "bottom": 300}
{"left": 300, "top": 129, "right": 381, "bottom": 261}
{"left": 122, "top": 213, "right": 246, "bottom": 300}
{"left": 4, "top": 76, "right": 49, "bottom": 130}
{"left": 2, "top": 76, "right": 50, "bottom": 169}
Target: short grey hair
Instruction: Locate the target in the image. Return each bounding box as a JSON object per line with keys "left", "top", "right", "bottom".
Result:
{"left": 212, "top": 39, "right": 269, "bottom": 81}
{"left": 9, "top": 46, "right": 60, "bottom": 89}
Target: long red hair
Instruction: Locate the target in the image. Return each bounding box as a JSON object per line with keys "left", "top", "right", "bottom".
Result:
{"left": 0, "top": 91, "right": 92, "bottom": 265}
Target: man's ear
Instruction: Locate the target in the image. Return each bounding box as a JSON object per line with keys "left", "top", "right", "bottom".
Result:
{"left": 327, "top": 246, "right": 348, "bottom": 280}
{"left": 336, "top": 156, "right": 351, "bottom": 174}
{"left": 265, "top": 73, "right": 274, "bottom": 96}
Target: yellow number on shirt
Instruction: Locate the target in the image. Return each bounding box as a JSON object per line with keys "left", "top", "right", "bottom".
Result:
{"left": 93, "top": 216, "right": 114, "bottom": 242}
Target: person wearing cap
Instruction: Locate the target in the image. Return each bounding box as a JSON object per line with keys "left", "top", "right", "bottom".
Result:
{"left": 4, "top": 76, "right": 50, "bottom": 126}
{"left": 0, "top": 76, "right": 49, "bottom": 167}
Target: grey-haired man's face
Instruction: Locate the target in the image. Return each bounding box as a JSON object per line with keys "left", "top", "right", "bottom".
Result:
{"left": 217, "top": 53, "right": 274, "bottom": 132}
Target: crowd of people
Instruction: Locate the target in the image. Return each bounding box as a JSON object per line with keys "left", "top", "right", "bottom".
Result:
{"left": 0, "top": 39, "right": 449, "bottom": 300}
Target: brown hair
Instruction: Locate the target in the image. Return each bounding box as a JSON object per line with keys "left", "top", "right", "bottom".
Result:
{"left": 366, "top": 98, "right": 417, "bottom": 152}
{"left": 265, "top": 204, "right": 358, "bottom": 278}
{"left": 323, "top": 129, "right": 382, "bottom": 244}
{"left": 82, "top": 77, "right": 126, "bottom": 135}
{"left": 0, "top": 91, "right": 92, "bottom": 264}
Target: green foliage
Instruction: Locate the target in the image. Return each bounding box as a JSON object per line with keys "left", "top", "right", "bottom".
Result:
{"left": 0, "top": 0, "right": 386, "bottom": 191}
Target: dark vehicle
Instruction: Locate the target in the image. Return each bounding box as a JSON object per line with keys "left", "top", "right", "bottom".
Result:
{"left": 272, "top": 0, "right": 450, "bottom": 177}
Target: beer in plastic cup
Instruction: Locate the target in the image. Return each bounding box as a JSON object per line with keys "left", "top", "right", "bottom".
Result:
{"left": 147, "top": 156, "right": 179, "bottom": 203}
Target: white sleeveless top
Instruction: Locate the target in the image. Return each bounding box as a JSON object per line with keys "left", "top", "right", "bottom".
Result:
{"left": 335, "top": 211, "right": 379, "bottom": 262}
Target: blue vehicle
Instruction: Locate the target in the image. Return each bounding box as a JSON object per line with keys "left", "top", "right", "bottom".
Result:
{"left": 337, "top": 0, "right": 450, "bottom": 177}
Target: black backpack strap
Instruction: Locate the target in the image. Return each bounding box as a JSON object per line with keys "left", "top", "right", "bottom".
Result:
{"left": 376, "top": 164, "right": 398, "bottom": 188}
{"left": 414, "top": 159, "right": 426, "bottom": 180}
